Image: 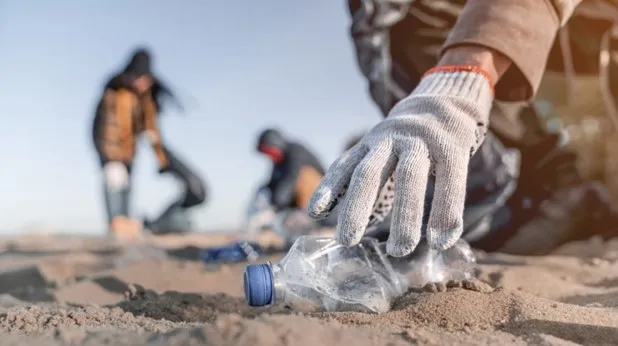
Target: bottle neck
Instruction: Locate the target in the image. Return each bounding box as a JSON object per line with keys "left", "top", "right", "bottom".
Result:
{"left": 271, "top": 263, "right": 285, "bottom": 304}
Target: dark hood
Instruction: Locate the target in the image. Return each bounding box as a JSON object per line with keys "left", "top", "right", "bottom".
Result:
{"left": 257, "top": 128, "right": 287, "bottom": 152}
{"left": 104, "top": 48, "right": 185, "bottom": 114}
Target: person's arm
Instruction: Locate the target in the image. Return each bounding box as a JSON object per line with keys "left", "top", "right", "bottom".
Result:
{"left": 142, "top": 92, "right": 170, "bottom": 170}
{"left": 439, "top": 0, "right": 583, "bottom": 101}
{"left": 101, "top": 89, "right": 135, "bottom": 162}
{"left": 270, "top": 157, "right": 304, "bottom": 211}
{"left": 271, "top": 175, "right": 297, "bottom": 211}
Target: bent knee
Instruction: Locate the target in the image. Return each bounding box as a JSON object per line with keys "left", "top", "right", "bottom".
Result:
{"left": 295, "top": 166, "right": 323, "bottom": 209}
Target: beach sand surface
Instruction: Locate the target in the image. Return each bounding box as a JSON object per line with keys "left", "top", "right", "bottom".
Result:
{"left": 0, "top": 231, "right": 616, "bottom": 345}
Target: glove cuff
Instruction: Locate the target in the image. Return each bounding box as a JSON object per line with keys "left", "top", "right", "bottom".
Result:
{"left": 413, "top": 67, "right": 494, "bottom": 108}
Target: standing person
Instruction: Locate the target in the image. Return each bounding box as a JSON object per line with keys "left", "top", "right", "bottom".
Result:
{"left": 92, "top": 48, "right": 206, "bottom": 238}
{"left": 308, "top": 0, "right": 618, "bottom": 256}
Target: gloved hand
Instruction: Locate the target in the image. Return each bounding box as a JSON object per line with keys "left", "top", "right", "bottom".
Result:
{"left": 308, "top": 68, "right": 494, "bottom": 256}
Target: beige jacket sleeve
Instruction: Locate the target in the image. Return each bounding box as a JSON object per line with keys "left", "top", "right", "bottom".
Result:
{"left": 441, "top": 0, "right": 583, "bottom": 102}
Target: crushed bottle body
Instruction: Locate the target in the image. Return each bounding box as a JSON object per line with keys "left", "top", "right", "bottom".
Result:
{"left": 244, "top": 235, "right": 476, "bottom": 313}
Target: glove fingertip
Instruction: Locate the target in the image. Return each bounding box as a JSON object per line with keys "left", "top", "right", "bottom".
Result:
{"left": 308, "top": 208, "right": 330, "bottom": 220}
{"left": 426, "top": 226, "right": 463, "bottom": 251}
{"left": 386, "top": 238, "right": 417, "bottom": 257}
{"left": 307, "top": 190, "right": 336, "bottom": 219}
{"left": 334, "top": 225, "right": 363, "bottom": 247}
{"left": 335, "top": 220, "right": 366, "bottom": 246}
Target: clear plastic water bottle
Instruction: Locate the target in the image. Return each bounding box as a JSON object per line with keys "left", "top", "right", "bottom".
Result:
{"left": 243, "top": 235, "right": 475, "bottom": 313}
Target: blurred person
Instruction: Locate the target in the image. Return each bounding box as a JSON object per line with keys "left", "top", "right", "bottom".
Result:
{"left": 308, "top": 0, "right": 618, "bottom": 256}
{"left": 92, "top": 48, "right": 206, "bottom": 238}
{"left": 254, "top": 129, "right": 342, "bottom": 233}
{"left": 256, "top": 128, "right": 325, "bottom": 212}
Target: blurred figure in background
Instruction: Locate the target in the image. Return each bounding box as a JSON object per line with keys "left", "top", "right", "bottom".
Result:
{"left": 92, "top": 48, "right": 206, "bottom": 238}
{"left": 252, "top": 128, "right": 338, "bottom": 243}
{"left": 256, "top": 128, "right": 324, "bottom": 213}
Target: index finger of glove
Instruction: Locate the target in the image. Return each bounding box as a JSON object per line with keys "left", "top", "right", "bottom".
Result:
{"left": 308, "top": 144, "right": 367, "bottom": 219}
{"left": 336, "top": 142, "right": 396, "bottom": 246}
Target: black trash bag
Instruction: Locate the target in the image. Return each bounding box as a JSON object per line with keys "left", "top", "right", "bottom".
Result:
{"left": 145, "top": 147, "right": 207, "bottom": 234}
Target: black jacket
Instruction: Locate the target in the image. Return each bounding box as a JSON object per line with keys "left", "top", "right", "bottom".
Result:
{"left": 266, "top": 142, "right": 325, "bottom": 210}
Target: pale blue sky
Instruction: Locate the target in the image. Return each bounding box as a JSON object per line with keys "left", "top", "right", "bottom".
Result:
{"left": 0, "top": 1, "right": 382, "bottom": 233}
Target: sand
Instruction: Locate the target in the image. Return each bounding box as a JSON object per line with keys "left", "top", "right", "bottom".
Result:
{"left": 0, "top": 232, "right": 616, "bottom": 346}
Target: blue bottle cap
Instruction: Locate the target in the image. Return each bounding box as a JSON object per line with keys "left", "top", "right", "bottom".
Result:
{"left": 243, "top": 263, "right": 274, "bottom": 307}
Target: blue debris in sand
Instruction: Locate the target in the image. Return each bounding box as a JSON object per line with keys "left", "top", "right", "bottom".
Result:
{"left": 200, "top": 241, "right": 263, "bottom": 263}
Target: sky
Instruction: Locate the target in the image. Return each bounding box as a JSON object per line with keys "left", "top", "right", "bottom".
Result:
{"left": 0, "top": 1, "right": 382, "bottom": 233}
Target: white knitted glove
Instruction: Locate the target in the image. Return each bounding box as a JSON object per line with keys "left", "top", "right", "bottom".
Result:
{"left": 309, "top": 69, "right": 494, "bottom": 256}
